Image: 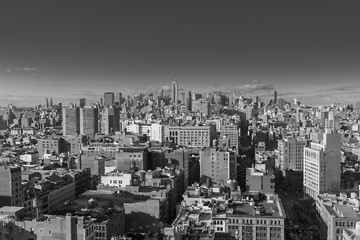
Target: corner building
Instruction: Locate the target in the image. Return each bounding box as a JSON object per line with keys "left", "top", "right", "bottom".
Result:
{"left": 303, "top": 132, "right": 341, "bottom": 199}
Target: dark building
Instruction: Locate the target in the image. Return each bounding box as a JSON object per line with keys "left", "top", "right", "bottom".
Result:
{"left": 116, "top": 92, "right": 122, "bottom": 106}
{"left": 274, "top": 91, "right": 277, "bottom": 104}
{"left": 79, "top": 98, "right": 86, "bottom": 108}
{"left": 101, "top": 107, "right": 120, "bottom": 135}
{"left": 0, "top": 165, "right": 22, "bottom": 208}
{"left": 62, "top": 107, "right": 80, "bottom": 136}
{"left": 104, "top": 92, "right": 114, "bottom": 107}
{"left": 80, "top": 107, "right": 98, "bottom": 139}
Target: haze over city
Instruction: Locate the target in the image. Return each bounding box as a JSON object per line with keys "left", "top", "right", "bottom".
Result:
{"left": 1, "top": 1, "right": 360, "bottom": 106}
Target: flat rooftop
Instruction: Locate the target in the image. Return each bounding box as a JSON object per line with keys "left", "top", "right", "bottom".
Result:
{"left": 226, "top": 200, "right": 282, "bottom": 218}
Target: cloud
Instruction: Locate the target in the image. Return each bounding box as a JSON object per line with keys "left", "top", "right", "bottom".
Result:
{"left": 16, "top": 67, "right": 40, "bottom": 72}
{"left": 236, "top": 82, "right": 275, "bottom": 93}
{"left": 1, "top": 67, "right": 40, "bottom": 73}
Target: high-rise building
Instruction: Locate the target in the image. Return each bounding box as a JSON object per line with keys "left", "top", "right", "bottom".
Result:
{"left": 293, "top": 98, "right": 298, "bottom": 106}
{"left": 101, "top": 107, "right": 120, "bottom": 135}
{"left": 159, "top": 86, "right": 164, "bottom": 100}
{"left": 79, "top": 98, "right": 86, "bottom": 108}
{"left": 45, "top": 98, "right": 49, "bottom": 108}
{"left": 200, "top": 147, "right": 237, "bottom": 184}
{"left": 50, "top": 98, "right": 53, "bottom": 107}
{"left": 0, "top": 165, "right": 22, "bottom": 207}
{"left": 186, "top": 91, "right": 192, "bottom": 111}
{"left": 277, "top": 98, "right": 285, "bottom": 109}
{"left": 303, "top": 131, "right": 341, "bottom": 199}
{"left": 116, "top": 92, "right": 122, "bottom": 105}
{"left": 79, "top": 106, "right": 99, "bottom": 138}
{"left": 274, "top": 91, "right": 277, "bottom": 104}
{"left": 104, "top": 92, "right": 114, "bottom": 107}
{"left": 171, "top": 80, "right": 179, "bottom": 106}
{"left": 63, "top": 107, "right": 80, "bottom": 136}
{"left": 277, "top": 137, "right": 306, "bottom": 171}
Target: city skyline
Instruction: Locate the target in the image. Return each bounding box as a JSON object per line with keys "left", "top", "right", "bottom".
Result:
{"left": 1, "top": 1, "right": 360, "bottom": 106}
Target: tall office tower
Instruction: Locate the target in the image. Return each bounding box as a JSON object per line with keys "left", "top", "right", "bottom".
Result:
{"left": 304, "top": 131, "right": 341, "bottom": 199}
{"left": 277, "top": 137, "right": 306, "bottom": 171}
{"left": 63, "top": 107, "right": 80, "bottom": 136}
{"left": 277, "top": 98, "right": 285, "bottom": 109}
{"left": 293, "top": 98, "right": 298, "bottom": 106}
{"left": 0, "top": 165, "right": 22, "bottom": 207}
{"left": 104, "top": 92, "right": 114, "bottom": 107}
{"left": 200, "top": 147, "right": 237, "bottom": 184}
{"left": 220, "top": 125, "right": 239, "bottom": 149}
{"left": 116, "top": 92, "right": 122, "bottom": 106}
{"left": 79, "top": 98, "right": 86, "bottom": 108}
{"left": 274, "top": 91, "right": 277, "bottom": 104}
{"left": 255, "top": 96, "right": 259, "bottom": 103}
{"left": 179, "top": 92, "right": 186, "bottom": 104}
{"left": 79, "top": 106, "right": 98, "bottom": 138}
{"left": 101, "top": 107, "right": 120, "bottom": 135}
{"left": 171, "top": 79, "right": 179, "bottom": 106}
{"left": 159, "top": 86, "right": 164, "bottom": 99}
{"left": 45, "top": 98, "right": 49, "bottom": 108}
{"left": 50, "top": 98, "right": 53, "bottom": 107}
{"left": 186, "top": 91, "right": 192, "bottom": 111}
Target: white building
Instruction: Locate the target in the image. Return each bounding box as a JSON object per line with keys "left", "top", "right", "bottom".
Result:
{"left": 126, "top": 123, "right": 140, "bottom": 134}
{"left": 304, "top": 131, "right": 341, "bottom": 199}
{"left": 150, "top": 123, "right": 165, "bottom": 143}
{"left": 101, "top": 171, "right": 133, "bottom": 188}
{"left": 277, "top": 138, "right": 306, "bottom": 171}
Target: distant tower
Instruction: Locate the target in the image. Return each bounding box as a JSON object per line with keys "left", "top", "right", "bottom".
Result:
{"left": 187, "top": 91, "right": 192, "bottom": 111}
{"left": 104, "top": 92, "right": 114, "bottom": 107}
{"left": 171, "top": 79, "right": 179, "bottom": 106}
{"left": 116, "top": 92, "right": 122, "bottom": 106}
{"left": 50, "top": 98, "right": 53, "bottom": 107}
{"left": 159, "top": 86, "right": 164, "bottom": 99}
{"left": 79, "top": 98, "right": 86, "bottom": 108}
{"left": 274, "top": 91, "right": 277, "bottom": 105}
{"left": 293, "top": 98, "right": 298, "bottom": 106}
{"left": 45, "top": 98, "right": 49, "bottom": 108}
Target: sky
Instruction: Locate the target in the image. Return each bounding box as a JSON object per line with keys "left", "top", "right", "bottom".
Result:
{"left": 1, "top": 1, "right": 360, "bottom": 107}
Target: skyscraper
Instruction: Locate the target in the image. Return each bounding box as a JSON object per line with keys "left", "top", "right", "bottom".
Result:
{"left": 104, "top": 92, "right": 114, "bottom": 107}
{"left": 79, "top": 98, "right": 86, "bottom": 108}
{"left": 274, "top": 91, "right": 277, "bottom": 104}
{"left": 101, "top": 107, "right": 120, "bottom": 135}
{"left": 63, "top": 106, "right": 80, "bottom": 136}
{"left": 79, "top": 106, "right": 98, "bottom": 138}
{"left": 115, "top": 92, "right": 122, "bottom": 106}
{"left": 303, "top": 131, "right": 341, "bottom": 199}
{"left": 159, "top": 86, "right": 164, "bottom": 100}
{"left": 186, "top": 91, "right": 192, "bottom": 111}
{"left": 171, "top": 79, "right": 178, "bottom": 106}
